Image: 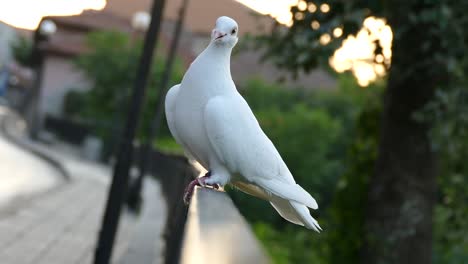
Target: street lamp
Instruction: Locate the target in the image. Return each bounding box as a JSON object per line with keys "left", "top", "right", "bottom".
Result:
{"left": 29, "top": 19, "right": 56, "bottom": 139}
{"left": 39, "top": 20, "right": 57, "bottom": 35}
{"left": 132, "top": 11, "right": 151, "bottom": 31}
{"left": 93, "top": 1, "right": 167, "bottom": 263}
{"left": 129, "top": 11, "right": 150, "bottom": 45}
{"left": 107, "top": 11, "right": 151, "bottom": 161}
{"left": 127, "top": 0, "right": 189, "bottom": 211}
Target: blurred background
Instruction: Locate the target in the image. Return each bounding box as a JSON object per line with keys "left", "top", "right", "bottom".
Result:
{"left": 0, "top": 0, "right": 466, "bottom": 264}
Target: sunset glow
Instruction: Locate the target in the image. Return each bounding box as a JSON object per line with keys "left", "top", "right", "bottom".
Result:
{"left": 3, "top": 0, "right": 392, "bottom": 86}
{"left": 236, "top": 1, "right": 393, "bottom": 86}
{"left": 236, "top": 0, "right": 297, "bottom": 25}
{"left": 0, "top": 0, "right": 106, "bottom": 30}
{"left": 330, "top": 17, "right": 392, "bottom": 86}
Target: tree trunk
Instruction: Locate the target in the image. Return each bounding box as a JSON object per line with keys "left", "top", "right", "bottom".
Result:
{"left": 362, "top": 2, "right": 446, "bottom": 264}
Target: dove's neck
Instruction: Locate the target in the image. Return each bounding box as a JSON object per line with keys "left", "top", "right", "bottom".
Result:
{"left": 202, "top": 43, "right": 233, "bottom": 75}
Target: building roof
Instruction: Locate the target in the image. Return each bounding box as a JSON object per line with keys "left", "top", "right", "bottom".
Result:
{"left": 33, "top": 1, "right": 336, "bottom": 89}
{"left": 104, "top": 0, "right": 273, "bottom": 35}
{"left": 39, "top": 10, "right": 133, "bottom": 56}
{"left": 165, "top": 0, "right": 273, "bottom": 35}
{"left": 31, "top": 0, "right": 273, "bottom": 57}
{"left": 44, "top": 10, "right": 133, "bottom": 33}
{"left": 103, "top": 0, "right": 152, "bottom": 22}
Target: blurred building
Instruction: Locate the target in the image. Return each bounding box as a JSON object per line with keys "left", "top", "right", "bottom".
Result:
{"left": 105, "top": 0, "right": 336, "bottom": 89}
{"left": 35, "top": 11, "right": 134, "bottom": 118}
{"left": 0, "top": 21, "right": 16, "bottom": 66}
{"left": 30, "top": 0, "right": 335, "bottom": 125}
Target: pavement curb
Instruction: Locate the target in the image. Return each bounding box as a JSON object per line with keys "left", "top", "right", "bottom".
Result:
{"left": 0, "top": 111, "right": 71, "bottom": 181}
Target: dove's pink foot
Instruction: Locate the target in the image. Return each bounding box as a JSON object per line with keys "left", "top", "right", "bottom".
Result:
{"left": 183, "top": 171, "right": 219, "bottom": 205}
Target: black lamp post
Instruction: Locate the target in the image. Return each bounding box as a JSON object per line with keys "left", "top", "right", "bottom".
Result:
{"left": 127, "top": 0, "right": 189, "bottom": 210}
{"left": 93, "top": 0, "right": 166, "bottom": 263}
{"left": 28, "top": 19, "right": 56, "bottom": 140}
{"left": 107, "top": 12, "right": 151, "bottom": 161}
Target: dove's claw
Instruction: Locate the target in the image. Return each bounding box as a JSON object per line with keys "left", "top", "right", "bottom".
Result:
{"left": 203, "top": 171, "right": 220, "bottom": 189}
{"left": 183, "top": 179, "right": 201, "bottom": 205}
{"left": 183, "top": 171, "right": 215, "bottom": 205}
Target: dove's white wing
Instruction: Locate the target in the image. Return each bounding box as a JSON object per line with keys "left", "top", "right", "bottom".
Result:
{"left": 204, "top": 95, "right": 320, "bottom": 230}
{"left": 165, "top": 84, "right": 182, "bottom": 144}
{"left": 165, "top": 84, "right": 203, "bottom": 167}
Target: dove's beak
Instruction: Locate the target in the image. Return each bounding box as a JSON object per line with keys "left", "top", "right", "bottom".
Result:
{"left": 213, "top": 30, "right": 226, "bottom": 40}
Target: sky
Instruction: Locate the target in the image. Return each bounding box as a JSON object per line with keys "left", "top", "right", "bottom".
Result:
{"left": 0, "top": 0, "right": 106, "bottom": 30}
{"left": 235, "top": 0, "right": 393, "bottom": 86}
{"left": 1, "top": 0, "right": 296, "bottom": 30}
{"left": 236, "top": 0, "right": 297, "bottom": 25}
{"left": 0, "top": 0, "right": 391, "bottom": 86}
{"left": 330, "top": 17, "right": 392, "bottom": 86}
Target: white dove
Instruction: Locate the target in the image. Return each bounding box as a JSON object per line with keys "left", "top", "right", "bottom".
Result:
{"left": 165, "top": 16, "right": 321, "bottom": 231}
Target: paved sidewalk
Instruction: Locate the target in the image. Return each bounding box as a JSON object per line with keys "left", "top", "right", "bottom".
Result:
{"left": 0, "top": 108, "right": 61, "bottom": 207}
{"left": 0, "top": 179, "right": 135, "bottom": 264}
{"left": 0, "top": 111, "right": 167, "bottom": 264}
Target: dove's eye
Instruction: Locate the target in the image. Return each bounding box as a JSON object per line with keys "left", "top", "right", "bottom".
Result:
{"left": 231, "top": 28, "right": 237, "bottom": 35}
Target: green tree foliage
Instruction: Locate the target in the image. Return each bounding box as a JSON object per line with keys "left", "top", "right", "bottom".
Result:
{"left": 417, "top": 62, "right": 468, "bottom": 263}
{"left": 69, "top": 31, "right": 183, "bottom": 145}
{"left": 257, "top": 1, "right": 384, "bottom": 74}
{"left": 328, "top": 85, "right": 382, "bottom": 264}
{"left": 399, "top": 1, "right": 468, "bottom": 262}
{"left": 229, "top": 75, "right": 381, "bottom": 263}
{"left": 11, "top": 35, "right": 33, "bottom": 66}
{"left": 418, "top": 5, "right": 468, "bottom": 260}
{"left": 255, "top": 1, "right": 468, "bottom": 263}
{"left": 63, "top": 89, "right": 87, "bottom": 119}
{"left": 254, "top": 222, "right": 328, "bottom": 264}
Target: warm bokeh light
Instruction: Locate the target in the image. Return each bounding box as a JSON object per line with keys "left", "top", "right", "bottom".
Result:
{"left": 236, "top": 0, "right": 298, "bottom": 25}
{"left": 333, "top": 27, "right": 343, "bottom": 38}
{"left": 311, "top": 20, "right": 320, "bottom": 30}
{"left": 319, "top": 33, "right": 331, "bottom": 45}
{"left": 320, "top": 3, "right": 330, "bottom": 13}
{"left": 295, "top": 12, "right": 305, "bottom": 20}
{"left": 236, "top": 0, "right": 328, "bottom": 25}
{"left": 297, "top": 0, "right": 307, "bottom": 11}
{"left": 330, "top": 17, "right": 392, "bottom": 86}
{"left": 236, "top": 2, "right": 394, "bottom": 86}
{"left": 308, "top": 3, "right": 317, "bottom": 12}
{"left": 0, "top": 0, "right": 106, "bottom": 30}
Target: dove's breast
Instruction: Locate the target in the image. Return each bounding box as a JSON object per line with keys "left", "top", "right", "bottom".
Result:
{"left": 173, "top": 58, "right": 234, "bottom": 169}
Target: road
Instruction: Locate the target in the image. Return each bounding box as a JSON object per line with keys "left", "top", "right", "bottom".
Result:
{"left": 0, "top": 107, "right": 60, "bottom": 207}
{"left": 0, "top": 106, "right": 167, "bottom": 263}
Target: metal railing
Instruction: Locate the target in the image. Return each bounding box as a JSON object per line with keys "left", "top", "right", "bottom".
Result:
{"left": 178, "top": 188, "right": 270, "bottom": 264}
{"left": 145, "top": 150, "right": 270, "bottom": 264}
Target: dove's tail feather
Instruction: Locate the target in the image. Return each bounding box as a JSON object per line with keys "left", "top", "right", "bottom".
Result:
{"left": 270, "top": 196, "right": 322, "bottom": 232}
{"left": 269, "top": 196, "right": 304, "bottom": 225}
{"left": 231, "top": 180, "right": 321, "bottom": 231}
{"left": 290, "top": 201, "right": 322, "bottom": 231}
{"left": 256, "top": 178, "right": 318, "bottom": 209}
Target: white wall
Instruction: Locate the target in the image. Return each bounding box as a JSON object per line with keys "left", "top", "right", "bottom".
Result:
{"left": 0, "top": 22, "right": 16, "bottom": 66}
{"left": 39, "top": 55, "right": 91, "bottom": 117}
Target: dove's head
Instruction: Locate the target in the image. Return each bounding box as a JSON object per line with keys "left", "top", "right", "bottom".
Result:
{"left": 211, "top": 16, "right": 238, "bottom": 48}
